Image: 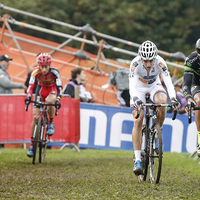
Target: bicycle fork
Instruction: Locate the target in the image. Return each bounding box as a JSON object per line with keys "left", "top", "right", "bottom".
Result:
{"left": 40, "top": 124, "right": 44, "bottom": 141}
{"left": 33, "top": 119, "right": 38, "bottom": 141}
{"left": 151, "top": 110, "right": 158, "bottom": 152}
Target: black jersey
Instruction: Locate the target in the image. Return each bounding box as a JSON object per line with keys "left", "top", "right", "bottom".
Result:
{"left": 183, "top": 51, "right": 200, "bottom": 100}
{"left": 184, "top": 51, "right": 200, "bottom": 81}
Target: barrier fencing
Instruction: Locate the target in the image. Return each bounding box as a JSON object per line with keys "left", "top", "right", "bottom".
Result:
{"left": 0, "top": 95, "right": 80, "bottom": 150}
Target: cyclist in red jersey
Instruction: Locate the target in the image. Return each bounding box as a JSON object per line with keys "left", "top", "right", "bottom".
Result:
{"left": 25, "top": 53, "right": 62, "bottom": 157}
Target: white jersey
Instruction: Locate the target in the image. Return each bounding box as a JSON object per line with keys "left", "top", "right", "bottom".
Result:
{"left": 129, "top": 55, "right": 176, "bottom": 105}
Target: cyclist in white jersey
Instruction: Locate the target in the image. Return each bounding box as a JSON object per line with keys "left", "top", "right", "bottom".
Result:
{"left": 129, "top": 40, "right": 178, "bottom": 176}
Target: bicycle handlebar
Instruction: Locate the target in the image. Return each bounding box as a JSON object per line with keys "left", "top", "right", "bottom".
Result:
{"left": 187, "top": 103, "right": 200, "bottom": 124}
{"left": 135, "top": 104, "right": 142, "bottom": 119}
{"left": 135, "top": 103, "right": 178, "bottom": 120}
{"left": 25, "top": 100, "right": 59, "bottom": 116}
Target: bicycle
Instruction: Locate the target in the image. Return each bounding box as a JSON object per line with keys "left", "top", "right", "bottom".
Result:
{"left": 25, "top": 100, "right": 58, "bottom": 165}
{"left": 135, "top": 93, "right": 178, "bottom": 184}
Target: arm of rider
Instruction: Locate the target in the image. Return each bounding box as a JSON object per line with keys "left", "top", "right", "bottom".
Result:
{"left": 134, "top": 99, "right": 143, "bottom": 111}
{"left": 170, "top": 97, "right": 180, "bottom": 110}
{"left": 55, "top": 96, "right": 61, "bottom": 109}
{"left": 185, "top": 98, "right": 196, "bottom": 113}
{"left": 25, "top": 94, "right": 31, "bottom": 105}
{"left": 182, "top": 71, "right": 195, "bottom": 113}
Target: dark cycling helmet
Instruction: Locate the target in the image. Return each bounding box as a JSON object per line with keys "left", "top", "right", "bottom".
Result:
{"left": 138, "top": 40, "right": 158, "bottom": 60}
{"left": 196, "top": 38, "right": 200, "bottom": 49}
{"left": 37, "top": 53, "right": 52, "bottom": 67}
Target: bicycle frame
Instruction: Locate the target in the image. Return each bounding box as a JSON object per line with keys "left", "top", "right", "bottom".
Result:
{"left": 34, "top": 104, "right": 49, "bottom": 155}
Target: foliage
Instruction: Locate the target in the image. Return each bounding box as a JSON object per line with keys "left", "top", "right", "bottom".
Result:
{"left": 0, "top": 0, "right": 199, "bottom": 60}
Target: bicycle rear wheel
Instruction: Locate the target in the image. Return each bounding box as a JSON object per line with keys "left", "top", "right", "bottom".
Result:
{"left": 149, "top": 124, "right": 162, "bottom": 184}
{"left": 138, "top": 126, "right": 149, "bottom": 182}
{"left": 33, "top": 116, "right": 42, "bottom": 165}
{"left": 39, "top": 123, "right": 48, "bottom": 163}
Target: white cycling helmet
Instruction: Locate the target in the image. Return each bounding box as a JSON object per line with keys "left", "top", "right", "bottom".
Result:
{"left": 138, "top": 40, "right": 158, "bottom": 60}
{"left": 196, "top": 38, "right": 200, "bottom": 49}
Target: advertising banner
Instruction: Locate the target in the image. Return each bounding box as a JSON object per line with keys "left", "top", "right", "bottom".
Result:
{"left": 80, "top": 103, "right": 197, "bottom": 153}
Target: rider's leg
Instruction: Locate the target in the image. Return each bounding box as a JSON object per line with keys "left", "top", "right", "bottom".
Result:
{"left": 132, "top": 110, "right": 144, "bottom": 160}
{"left": 194, "top": 93, "right": 200, "bottom": 138}
{"left": 31, "top": 85, "right": 42, "bottom": 138}
{"left": 27, "top": 107, "right": 40, "bottom": 157}
{"left": 154, "top": 92, "right": 168, "bottom": 127}
{"left": 46, "top": 93, "right": 56, "bottom": 136}
{"left": 153, "top": 92, "right": 167, "bottom": 151}
{"left": 31, "top": 108, "right": 40, "bottom": 137}
{"left": 46, "top": 93, "right": 56, "bottom": 121}
{"left": 27, "top": 85, "right": 41, "bottom": 157}
{"left": 194, "top": 93, "right": 200, "bottom": 155}
{"left": 132, "top": 109, "right": 144, "bottom": 174}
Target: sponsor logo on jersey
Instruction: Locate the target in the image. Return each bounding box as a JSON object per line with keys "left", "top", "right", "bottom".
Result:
{"left": 132, "top": 62, "right": 138, "bottom": 68}
{"left": 51, "top": 68, "right": 60, "bottom": 78}
{"left": 158, "top": 62, "right": 165, "bottom": 68}
{"left": 191, "top": 86, "right": 197, "bottom": 92}
{"left": 162, "top": 66, "right": 167, "bottom": 72}
{"left": 29, "top": 76, "right": 35, "bottom": 84}
{"left": 186, "top": 61, "right": 192, "bottom": 67}
{"left": 139, "top": 77, "right": 148, "bottom": 84}
{"left": 148, "top": 78, "right": 156, "bottom": 84}
{"left": 56, "top": 78, "right": 62, "bottom": 86}
{"left": 164, "top": 71, "right": 169, "bottom": 76}
{"left": 131, "top": 66, "right": 135, "bottom": 72}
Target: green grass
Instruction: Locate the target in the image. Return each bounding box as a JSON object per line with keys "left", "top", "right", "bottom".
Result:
{"left": 0, "top": 148, "right": 200, "bottom": 199}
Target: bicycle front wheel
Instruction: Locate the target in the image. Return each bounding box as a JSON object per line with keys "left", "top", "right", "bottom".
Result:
{"left": 33, "top": 116, "right": 42, "bottom": 165}
{"left": 39, "top": 123, "right": 48, "bottom": 163}
{"left": 149, "top": 124, "right": 162, "bottom": 184}
{"left": 138, "top": 126, "right": 149, "bottom": 182}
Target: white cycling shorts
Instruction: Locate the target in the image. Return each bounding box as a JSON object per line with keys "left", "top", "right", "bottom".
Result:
{"left": 130, "top": 83, "right": 167, "bottom": 106}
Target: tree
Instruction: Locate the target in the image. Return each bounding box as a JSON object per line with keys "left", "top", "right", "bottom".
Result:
{"left": 0, "top": 0, "right": 200, "bottom": 60}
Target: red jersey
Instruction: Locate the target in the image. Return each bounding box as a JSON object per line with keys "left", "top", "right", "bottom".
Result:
{"left": 27, "top": 66, "right": 62, "bottom": 97}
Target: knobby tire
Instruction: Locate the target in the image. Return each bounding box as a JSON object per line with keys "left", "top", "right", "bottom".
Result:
{"left": 138, "top": 126, "right": 149, "bottom": 182}
{"left": 32, "top": 116, "right": 42, "bottom": 165}
{"left": 149, "top": 124, "right": 162, "bottom": 184}
{"left": 39, "top": 123, "right": 47, "bottom": 163}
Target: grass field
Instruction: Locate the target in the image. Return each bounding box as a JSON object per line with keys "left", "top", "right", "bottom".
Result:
{"left": 0, "top": 148, "right": 200, "bottom": 199}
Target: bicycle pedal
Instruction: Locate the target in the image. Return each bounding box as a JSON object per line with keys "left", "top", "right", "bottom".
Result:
{"left": 134, "top": 171, "right": 143, "bottom": 176}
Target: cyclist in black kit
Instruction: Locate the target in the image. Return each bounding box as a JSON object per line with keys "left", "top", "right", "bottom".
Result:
{"left": 183, "top": 38, "right": 200, "bottom": 157}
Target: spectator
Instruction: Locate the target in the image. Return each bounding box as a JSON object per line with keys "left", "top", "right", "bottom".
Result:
{"left": 0, "top": 54, "right": 26, "bottom": 94}
{"left": 63, "top": 67, "right": 86, "bottom": 102}
{"left": 103, "top": 68, "right": 130, "bottom": 107}
{"left": 0, "top": 54, "right": 26, "bottom": 148}
{"left": 166, "top": 78, "right": 186, "bottom": 114}
{"left": 79, "top": 77, "right": 95, "bottom": 103}
{"left": 174, "top": 80, "right": 187, "bottom": 114}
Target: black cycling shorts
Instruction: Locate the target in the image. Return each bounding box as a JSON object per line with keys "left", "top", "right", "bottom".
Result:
{"left": 191, "top": 79, "right": 200, "bottom": 97}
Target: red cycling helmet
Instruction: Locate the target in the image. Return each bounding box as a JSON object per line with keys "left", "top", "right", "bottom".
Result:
{"left": 37, "top": 53, "right": 52, "bottom": 67}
